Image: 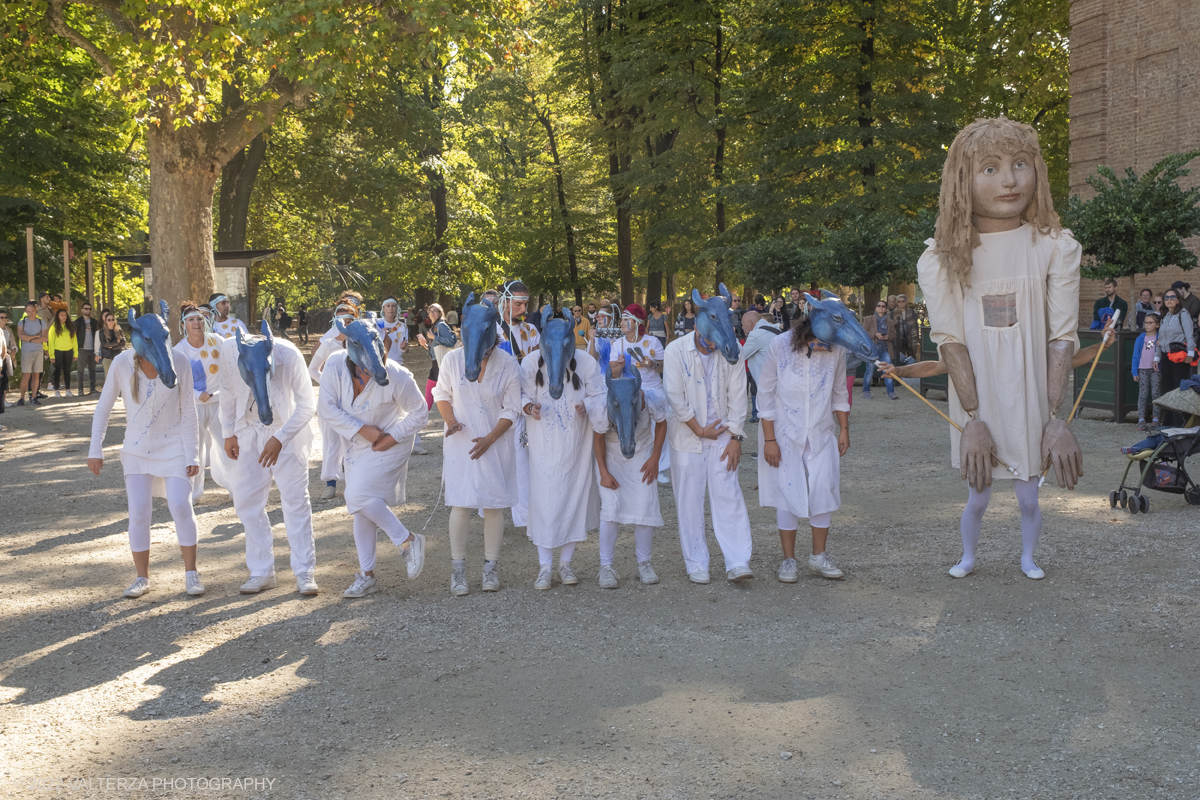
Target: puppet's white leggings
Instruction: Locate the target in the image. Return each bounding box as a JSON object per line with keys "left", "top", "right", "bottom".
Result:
{"left": 448, "top": 506, "right": 504, "bottom": 561}
{"left": 775, "top": 509, "right": 833, "bottom": 531}
{"left": 598, "top": 521, "right": 653, "bottom": 565}
{"left": 959, "top": 478, "right": 1042, "bottom": 572}
{"left": 537, "top": 542, "right": 576, "bottom": 567}
{"left": 351, "top": 498, "right": 412, "bottom": 573}
{"left": 125, "top": 474, "right": 197, "bottom": 551}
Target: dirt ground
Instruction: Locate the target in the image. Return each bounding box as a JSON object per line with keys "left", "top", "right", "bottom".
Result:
{"left": 2, "top": 346, "right": 1199, "bottom": 800}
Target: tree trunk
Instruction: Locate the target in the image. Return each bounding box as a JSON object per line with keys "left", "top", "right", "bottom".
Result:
{"left": 217, "top": 132, "right": 267, "bottom": 251}
{"left": 146, "top": 124, "right": 220, "bottom": 316}
{"left": 712, "top": 15, "right": 728, "bottom": 293}
{"left": 665, "top": 272, "right": 677, "bottom": 332}
{"left": 611, "top": 145, "right": 633, "bottom": 307}
{"left": 646, "top": 271, "right": 662, "bottom": 309}
{"left": 857, "top": 0, "right": 876, "bottom": 195}
{"left": 537, "top": 108, "right": 581, "bottom": 307}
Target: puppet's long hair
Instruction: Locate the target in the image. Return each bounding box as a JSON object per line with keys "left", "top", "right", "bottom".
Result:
{"left": 934, "top": 117, "right": 1060, "bottom": 287}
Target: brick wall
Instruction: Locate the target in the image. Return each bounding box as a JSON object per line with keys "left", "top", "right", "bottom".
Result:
{"left": 1069, "top": 0, "right": 1200, "bottom": 325}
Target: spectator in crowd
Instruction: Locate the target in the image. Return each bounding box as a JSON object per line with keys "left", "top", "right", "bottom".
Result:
{"left": 1153, "top": 293, "right": 1165, "bottom": 317}
{"left": 888, "top": 293, "right": 920, "bottom": 365}
{"left": 1132, "top": 313, "right": 1161, "bottom": 430}
{"left": 768, "top": 296, "right": 790, "bottom": 331}
{"left": 48, "top": 308, "right": 77, "bottom": 397}
{"left": 1156, "top": 289, "right": 1195, "bottom": 427}
{"left": 861, "top": 299, "right": 897, "bottom": 400}
{"left": 647, "top": 300, "right": 669, "bottom": 348}
{"left": 730, "top": 295, "right": 744, "bottom": 338}
{"left": 571, "top": 305, "right": 591, "bottom": 348}
{"left": 1170, "top": 281, "right": 1200, "bottom": 328}
{"left": 752, "top": 294, "right": 767, "bottom": 313}
{"left": 445, "top": 305, "right": 459, "bottom": 328}
{"left": 297, "top": 303, "right": 309, "bottom": 344}
{"left": 419, "top": 303, "right": 456, "bottom": 408}
{"left": 17, "top": 301, "right": 47, "bottom": 406}
{"left": 786, "top": 288, "right": 805, "bottom": 323}
{"left": 98, "top": 309, "right": 126, "bottom": 382}
{"left": 37, "top": 293, "right": 56, "bottom": 390}
{"left": 1092, "top": 278, "right": 1128, "bottom": 329}
{"left": 886, "top": 295, "right": 897, "bottom": 312}
{"left": 75, "top": 302, "right": 99, "bottom": 396}
{"left": 278, "top": 305, "right": 292, "bottom": 340}
{"left": 586, "top": 303, "right": 598, "bottom": 327}
{"left": 675, "top": 297, "right": 697, "bottom": 336}
{"left": 1133, "top": 288, "right": 1156, "bottom": 330}
{"left": 0, "top": 309, "right": 12, "bottom": 413}
{"left": 208, "top": 293, "right": 248, "bottom": 338}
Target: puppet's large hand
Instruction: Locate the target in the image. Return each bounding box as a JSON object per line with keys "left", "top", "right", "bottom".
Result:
{"left": 1041, "top": 418, "right": 1082, "bottom": 489}
{"left": 961, "top": 419, "right": 998, "bottom": 492}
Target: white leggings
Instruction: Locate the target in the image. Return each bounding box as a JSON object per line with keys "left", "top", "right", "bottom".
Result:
{"left": 776, "top": 508, "right": 833, "bottom": 531}
{"left": 351, "top": 497, "right": 412, "bottom": 573}
{"left": 449, "top": 506, "right": 504, "bottom": 561}
{"left": 125, "top": 474, "right": 198, "bottom": 552}
{"left": 537, "top": 542, "right": 577, "bottom": 567}
{"left": 598, "top": 521, "right": 654, "bottom": 566}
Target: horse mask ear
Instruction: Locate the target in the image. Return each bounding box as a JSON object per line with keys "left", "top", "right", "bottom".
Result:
{"left": 542, "top": 304, "right": 554, "bottom": 330}
{"left": 819, "top": 290, "right": 840, "bottom": 301}
{"left": 260, "top": 319, "right": 272, "bottom": 338}
{"left": 691, "top": 289, "right": 704, "bottom": 307}
{"left": 127, "top": 308, "right": 137, "bottom": 328}
{"left": 159, "top": 300, "right": 170, "bottom": 322}
{"left": 718, "top": 283, "right": 732, "bottom": 302}
{"left": 335, "top": 317, "right": 349, "bottom": 336}
{"left": 464, "top": 292, "right": 476, "bottom": 308}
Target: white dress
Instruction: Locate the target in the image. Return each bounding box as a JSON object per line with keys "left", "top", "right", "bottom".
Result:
{"left": 519, "top": 349, "right": 607, "bottom": 547}
{"left": 609, "top": 334, "right": 665, "bottom": 401}
{"left": 309, "top": 325, "right": 347, "bottom": 482}
{"left": 89, "top": 349, "right": 199, "bottom": 497}
{"left": 432, "top": 346, "right": 522, "bottom": 509}
{"left": 918, "top": 225, "right": 1081, "bottom": 481}
{"left": 318, "top": 351, "right": 428, "bottom": 515}
{"left": 756, "top": 334, "right": 850, "bottom": 519}
{"left": 174, "top": 334, "right": 231, "bottom": 492}
{"left": 596, "top": 390, "right": 666, "bottom": 526}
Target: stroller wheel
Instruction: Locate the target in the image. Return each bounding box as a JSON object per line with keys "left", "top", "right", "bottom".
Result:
{"left": 1139, "top": 495, "right": 1150, "bottom": 513}
{"left": 1128, "top": 496, "right": 1141, "bottom": 515}
{"left": 1185, "top": 489, "right": 1200, "bottom": 506}
{"left": 1119, "top": 490, "right": 1128, "bottom": 508}
{"left": 1109, "top": 490, "right": 1119, "bottom": 509}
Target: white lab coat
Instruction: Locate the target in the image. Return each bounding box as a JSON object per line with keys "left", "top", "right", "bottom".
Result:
{"left": 663, "top": 333, "right": 747, "bottom": 454}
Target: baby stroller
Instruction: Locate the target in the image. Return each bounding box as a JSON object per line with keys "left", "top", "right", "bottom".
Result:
{"left": 1110, "top": 389, "right": 1200, "bottom": 514}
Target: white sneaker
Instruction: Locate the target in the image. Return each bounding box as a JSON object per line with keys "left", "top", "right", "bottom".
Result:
{"left": 808, "top": 552, "right": 845, "bottom": 579}
{"left": 482, "top": 564, "right": 501, "bottom": 592}
{"left": 47, "top": 383, "right": 55, "bottom": 390}
{"left": 412, "top": 441, "right": 429, "bottom": 455}
{"left": 598, "top": 565, "right": 619, "bottom": 589}
{"left": 534, "top": 566, "right": 553, "bottom": 590}
{"left": 124, "top": 576, "right": 150, "bottom": 598}
{"left": 777, "top": 558, "right": 799, "bottom": 583}
{"left": 295, "top": 571, "right": 319, "bottom": 595}
{"left": 185, "top": 570, "right": 206, "bottom": 596}
{"left": 1022, "top": 565, "right": 1045, "bottom": 580}
{"left": 240, "top": 574, "right": 277, "bottom": 594}
{"left": 657, "top": 472, "right": 670, "bottom": 485}
{"left": 65, "top": 389, "right": 74, "bottom": 397}
{"left": 726, "top": 565, "right": 754, "bottom": 582}
{"left": 450, "top": 567, "right": 469, "bottom": 596}
{"left": 558, "top": 563, "right": 578, "bottom": 586}
{"left": 54, "top": 389, "right": 61, "bottom": 398}
{"left": 636, "top": 561, "right": 659, "bottom": 585}
{"left": 343, "top": 572, "right": 377, "bottom": 598}
{"left": 401, "top": 533, "right": 426, "bottom": 580}
{"left": 948, "top": 563, "right": 973, "bottom": 579}
{"left": 319, "top": 485, "right": 336, "bottom": 500}
{"left": 688, "top": 570, "right": 711, "bottom": 585}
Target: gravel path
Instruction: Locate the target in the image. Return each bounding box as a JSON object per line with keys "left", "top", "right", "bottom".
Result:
{"left": 2, "top": 351, "right": 1198, "bottom": 799}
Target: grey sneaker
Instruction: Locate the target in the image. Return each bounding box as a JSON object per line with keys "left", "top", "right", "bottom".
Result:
{"left": 295, "top": 571, "right": 319, "bottom": 595}
{"left": 124, "top": 576, "right": 150, "bottom": 598}
{"left": 185, "top": 570, "right": 206, "bottom": 596}
{"left": 240, "top": 574, "right": 277, "bottom": 594}
{"left": 726, "top": 565, "right": 754, "bottom": 582}
{"left": 412, "top": 441, "right": 429, "bottom": 455}
{"left": 534, "top": 566, "right": 553, "bottom": 590}
{"left": 808, "top": 552, "right": 845, "bottom": 579}
{"left": 636, "top": 561, "right": 659, "bottom": 585}
{"left": 450, "top": 567, "right": 469, "bottom": 596}
{"left": 777, "top": 558, "right": 799, "bottom": 583}
{"left": 343, "top": 572, "right": 378, "bottom": 598}
{"left": 558, "top": 563, "right": 578, "bottom": 586}
{"left": 482, "top": 564, "right": 501, "bottom": 592}
{"left": 401, "top": 533, "right": 426, "bottom": 580}
{"left": 598, "top": 565, "right": 619, "bottom": 589}
{"left": 319, "top": 484, "right": 336, "bottom": 500}
{"left": 688, "top": 570, "right": 711, "bottom": 585}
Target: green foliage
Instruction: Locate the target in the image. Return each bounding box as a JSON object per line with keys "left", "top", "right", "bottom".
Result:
{"left": 1063, "top": 151, "right": 1200, "bottom": 281}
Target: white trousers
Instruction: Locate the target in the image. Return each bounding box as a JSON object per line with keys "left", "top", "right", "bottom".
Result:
{"left": 512, "top": 415, "right": 530, "bottom": 527}
{"left": 125, "top": 474, "right": 197, "bottom": 551}
{"left": 227, "top": 428, "right": 316, "bottom": 577}
{"left": 191, "top": 401, "right": 221, "bottom": 501}
{"left": 670, "top": 439, "right": 753, "bottom": 573}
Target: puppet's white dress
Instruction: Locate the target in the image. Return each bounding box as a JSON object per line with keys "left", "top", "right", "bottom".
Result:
{"left": 596, "top": 390, "right": 666, "bottom": 526}
{"left": 756, "top": 335, "right": 849, "bottom": 519}
{"left": 432, "top": 346, "right": 522, "bottom": 509}
{"left": 519, "top": 350, "right": 607, "bottom": 547}
{"left": 918, "top": 225, "right": 1081, "bottom": 481}
{"left": 318, "top": 351, "right": 428, "bottom": 515}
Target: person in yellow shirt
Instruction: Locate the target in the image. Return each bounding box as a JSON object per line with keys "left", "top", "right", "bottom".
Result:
{"left": 47, "top": 308, "right": 79, "bottom": 398}
{"left": 571, "top": 304, "right": 591, "bottom": 348}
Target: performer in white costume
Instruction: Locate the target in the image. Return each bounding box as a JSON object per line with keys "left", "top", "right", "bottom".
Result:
{"left": 173, "top": 303, "right": 229, "bottom": 501}
{"left": 309, "top": 292, "right": 361, "bottom": 499}
{"left": 381, "top": 297, "right": 430, "bottom": 456}
{"left": 664, "top": 286, "right": 754, "bottom": 584}
{"left": 433, "top": 294, "right": 521, "bottom": 595}
{"left": 520, "top": 307, "right": 606, "bottom": 590}
{"left": 318, "top": 317, "right": 428, "bottom": 598}
{"left": 487, "top": 281, "right": 539, "bottom": 526}
{"left": 207, "top": 293, "right": 248, "bottom": 339}
{"left": 88, "top": 302, "right": 205, "bottom": 599}
{"left": 219, "top": 320, "right": 319, "bottom": 595}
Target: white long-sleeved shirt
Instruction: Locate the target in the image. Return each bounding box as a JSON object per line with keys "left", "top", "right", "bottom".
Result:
{"left": 755, "top": 333, "right": 850, "bottom": 456}
{"left": 663, "top": 331, "right": 747, "bottom": 453}
{"left": 217, "top": 337, "right": 316, "bottom": 450}
{"left": 318, "top": 351, "right": 428, "bottom": 446}
{"left": 308, "top": 325, "right": 345, "bottom": 384}
{"left": 741, "top": 318, "right": 781, "bottom": 385}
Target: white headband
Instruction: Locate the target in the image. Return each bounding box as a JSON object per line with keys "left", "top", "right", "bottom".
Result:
{"left": 381, "top": 298, "right": 398, "bottom": 308}
{"left": 211, "top": 295, "right": 228, "bottom": 306}
{"left": 180, "top": 308, "right": 205, "bottom": 334}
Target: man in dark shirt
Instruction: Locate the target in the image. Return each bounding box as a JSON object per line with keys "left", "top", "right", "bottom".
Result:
{"left": 1170, "top": 281, "right": 1200, "bottom": 329}
{"left": 1092, "top": 278, "right": 1128, "bottom": 328}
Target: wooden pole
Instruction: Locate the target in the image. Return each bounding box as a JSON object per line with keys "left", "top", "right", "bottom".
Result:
{"left": 26, "top": 226, "right": 35, "bottom": 301}
{"left": 86, "top": 249, "right": 94, "bottom": 309}
{"left": 63, "top": 239, "right": 71, "bottom": 313}
{"left": 106, "top": 257, "right": 115, "bottom": 312}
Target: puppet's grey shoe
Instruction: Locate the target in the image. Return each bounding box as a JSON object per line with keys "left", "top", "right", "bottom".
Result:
{"left": 185, "top": 571, "right": 206, "bottom": 596}
{"left": 534, "top": 566, "right": 553, "bottom": 590}
{"left": 295, "top": 571, "right": 319, "bottom": 595}
{"left": 598, "top": 565, "right": 619, "bottom": 589}
{"left": 948, "top": 563, "right": 973, "bottom": 579}
{"left": 319, "top": 485, "right": 336, "bottom": 500}
{"left": 482, "top": 563, "right": 501, "bottom": 592}
{"left": 727, "top": 565, "right": 754, "bottom": 582}
{"left": 402, "top": 534, "right": 426, "bottom": 580}
{"left": 124, "top": 577, "right": 150, "bottom": 598}
{"left": 636, "top": 561, "right": 659, "bottom": 585}
{"left": 808, "top": 552, "right": 844, "bottom": 579}
{"left": 777, "top": 558, "right": 799, "bottom": 583}
{"left": 1022, "top": 564, "right": 1045, "bottom": 580}
{"left": 558, "top": 563, "right": 579, "bottom": 586}
{"left": 412, "top": 441, "right": 429, "bottom": 455}
{"left": 688, "top": 570, "right": 710, "bottom": 585}
{"left": 240, "top": 575, "right": 277, "bottom": 594}
{"left": 657, "top": 472, "right": 670, "bottom": 485}
{"left": 450, "top": 567, "right": 469, "bottom": 596}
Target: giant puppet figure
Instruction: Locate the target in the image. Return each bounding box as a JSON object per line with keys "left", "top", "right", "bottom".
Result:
{"left": 902, "top": 117, "right": 1083, "bottom": 581}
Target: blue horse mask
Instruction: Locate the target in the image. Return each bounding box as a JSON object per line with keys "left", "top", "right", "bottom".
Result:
{"left": 127, "top": 300, "right": 178, "bottom": 389}
{"left": 605, "top": 363, "right": 642, "bottom": 459}
{"left": 336, "top": 317, "right": 389, "bottom": 386}
{"left": 805, "top": 291, "right": 875, "bottom": 359}
{"left": 692, "top": 284, "right": 741, "bottom": 364}
{"left": 537, "top": 305, "right": 579, "bottom": 400}
{"left": 460, "top": 292, "right": 500, "bottom": 382}
{"left": 233, "top": 320, "right": 277, "bottom": 426}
